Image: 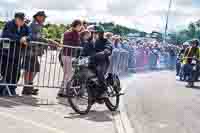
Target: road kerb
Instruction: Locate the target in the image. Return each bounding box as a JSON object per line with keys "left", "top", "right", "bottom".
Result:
{"left": 112, "top": 77, "right": 135, "bottom": 133}
{"left": 112, "top": 100, "right": 135, "bottom": 133}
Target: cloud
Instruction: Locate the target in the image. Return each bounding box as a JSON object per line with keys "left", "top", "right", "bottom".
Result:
{"left": 0, "top": 0, "right": 199, "bottom": 32}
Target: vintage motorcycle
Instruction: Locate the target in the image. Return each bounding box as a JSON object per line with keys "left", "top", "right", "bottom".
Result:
{"left": 66, "top": 56, "right": 123, "bottom": 115}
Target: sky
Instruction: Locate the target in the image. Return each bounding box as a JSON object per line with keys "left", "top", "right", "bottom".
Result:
{"left": 0, "top": 0, "right": 199, "bottom": 33}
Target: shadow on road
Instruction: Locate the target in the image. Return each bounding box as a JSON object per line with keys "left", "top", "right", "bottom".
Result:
{"left": 57, "top": 97, "right": 70, "bottom": 107}
{"left": 191, "top": 86, "right": 200, "bottom": 90}
{"left": 64, "top": 110, "right": 113, "bottom": 122}
{"left": 0, "top": 96, "right": 56, "bottom": 108}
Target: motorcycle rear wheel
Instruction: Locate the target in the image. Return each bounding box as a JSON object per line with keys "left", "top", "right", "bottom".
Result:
{"left": 68, "top": 77, "right": 93, "bottom": 115}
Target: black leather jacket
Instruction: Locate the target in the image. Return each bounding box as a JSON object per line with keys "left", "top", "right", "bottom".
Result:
{"left": 82, "top": 38, "right": 113, "bottom": 60}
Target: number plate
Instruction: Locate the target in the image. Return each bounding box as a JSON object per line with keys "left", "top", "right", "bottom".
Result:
{"left": 78, "top": 58, "right": 89, "bottom": 65}
{"left": 3, "top": 42, "right": 10, "bottom": 49}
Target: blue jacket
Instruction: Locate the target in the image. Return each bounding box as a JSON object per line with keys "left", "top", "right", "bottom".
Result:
{"left": 1, "top": 20, "right": 31, "bottom": 58}
{"left": 1, "top": 20, "right": 31, "bottom": 42}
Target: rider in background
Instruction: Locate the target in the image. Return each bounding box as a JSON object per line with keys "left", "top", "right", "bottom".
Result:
{"left": 82, "top": 25, "right": 113, "bottom": 98}
{"left": 183, "top": 39, "right": 200, "bottom": 86}
{"left": 183, "top": 39, "right": 200, "bottom": 64}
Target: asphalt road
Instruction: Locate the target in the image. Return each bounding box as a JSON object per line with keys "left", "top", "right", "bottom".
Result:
{"left": 124, "top": 71, "right": 200, "bottom": 133}
{"left": 0, "top": 52, "right": 117, "bottom": 133}
{"left": 0, "top": 93, "right": 117, "bottom": 133}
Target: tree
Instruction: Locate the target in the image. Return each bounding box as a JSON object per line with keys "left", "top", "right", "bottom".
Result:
{"left": 112, "top": 25, "right": 123, "bottom": 35}
{"left": 0, "top": 21, "right": 5, "bottom": 29}
{"left": 167, "top": 33, "right": 178, "bottom": 44}
{"left": 195, "top": 28, "right": 200, "bottom": 40}
{"left": 176, "top": 29, "right": 190, "bottom": 44}
{"left": 188, "top": 23, "right": 196, "bottom": 38}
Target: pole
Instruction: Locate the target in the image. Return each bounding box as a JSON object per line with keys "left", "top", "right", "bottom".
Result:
{"left": 164, "top": 0, "right": 173, "bottom": 44}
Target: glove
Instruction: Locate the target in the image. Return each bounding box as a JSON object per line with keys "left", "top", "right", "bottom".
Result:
{"left": 104, "top": 49, "right": 111, "bottom": 56}
{"left": 20, "top": 37, "right": 28, "bottom": 48}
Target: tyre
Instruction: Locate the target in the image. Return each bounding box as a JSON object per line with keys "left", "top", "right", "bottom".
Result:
{"left": 104, "top": 74, "right": 120, "bottom": 111}
{"left": 186, "top": 82, "right": 194, "bottom": 88}
{"left": 68, "top": 77, "right": 93, "bottom": 115}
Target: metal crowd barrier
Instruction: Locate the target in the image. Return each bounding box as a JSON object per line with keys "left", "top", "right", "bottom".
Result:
{"left": 109, "top": 46, "right": 177, "bottom": 75}
{"left": 0, "top": 38, "right": 82, "bottom": 96}
{"left": 0, "top": 38, "right": 177, "bottom": 96}
{"left": 109, "top": 48, "right": 129, "bottom": 75}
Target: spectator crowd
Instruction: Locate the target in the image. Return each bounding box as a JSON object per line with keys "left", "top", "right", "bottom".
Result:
{"left": 108, "top": 36, "right": 179, "bottom": 74}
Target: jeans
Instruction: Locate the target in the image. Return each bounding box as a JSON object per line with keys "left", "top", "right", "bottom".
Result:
{"left": 183, "top": 64, "right": 199, "bottom": 82}
{"left": 169, "top": 56, "right": 176, "bottom": 70}
{"left": 176, "top": 60, "right": 181, "bottom": 75}
{"left": 95, "top": 61, "right": 109, "bottom": 95}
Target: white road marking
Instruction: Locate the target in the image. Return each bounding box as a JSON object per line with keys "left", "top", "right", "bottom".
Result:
{"left": 111, "top": 77, "right": 135, "bottom": 133}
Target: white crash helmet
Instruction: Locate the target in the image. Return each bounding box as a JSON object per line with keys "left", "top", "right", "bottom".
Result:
{"left": 183, "top": 42, "right": 189, "bottom": 46}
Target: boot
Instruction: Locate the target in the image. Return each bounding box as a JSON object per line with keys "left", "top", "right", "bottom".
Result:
{"left": 57, "top": 81, "right": 67, "bottom": 97}
{"left": 22, "top": 87, "right": 32, "bottom": 95}
{"left": 22, "top": 86, "right": 38, "bottom": 95}
{"left": 57, "top": 88, "right": 65, "bottom": 97}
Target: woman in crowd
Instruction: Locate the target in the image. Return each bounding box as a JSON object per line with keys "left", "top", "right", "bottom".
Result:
{"left": 58, "top": 20, "right": 82, "bottom": 97}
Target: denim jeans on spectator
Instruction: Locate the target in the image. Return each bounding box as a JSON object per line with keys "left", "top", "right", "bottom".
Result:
{"left": 118, "top": 50, "right": 128, "bottom": 74}
{"left": 164, "top": 53, "right": 169, "bottom": 69}
{"left": 183, "top": 64, "right": 194, "bottom": 82}
{"left": 109, "top": 49, "right": 121, "bottom": 74}
{"left": 149, "top": 53, "right": 157, "bottom": 70}
{"left": 128, "top": 49, "right": 135, "bottom": 69}
{"left": 176, "top": 60, "right": 181, "bottom": 75}
{"left": 169, "top": 56, "right": 176, "bottom": 70}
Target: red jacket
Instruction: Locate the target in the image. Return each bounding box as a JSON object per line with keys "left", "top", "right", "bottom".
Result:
{"left": 63, "top": 30, "right": 80, "bottom": 56}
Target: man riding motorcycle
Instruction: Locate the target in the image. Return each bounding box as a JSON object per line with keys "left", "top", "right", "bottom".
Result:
{"left": 183, "top": 39, "right": 200, "bottom": 87}
{"left": 81, "top": 25, "right": 113, "bottom": 98}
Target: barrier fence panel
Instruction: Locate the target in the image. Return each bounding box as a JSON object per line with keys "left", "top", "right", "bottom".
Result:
{"left": 0, "top": 38, "right": 83, "bottom": 96}
{"left": 108, "top": 48, "right": 129, "bottom": 75}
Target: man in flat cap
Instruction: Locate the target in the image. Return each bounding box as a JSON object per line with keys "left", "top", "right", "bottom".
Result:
{"left": 1, "top": 12, "right": 31, "bottom": 95}
{"left": 22, "top": 11, "right": 47, "bottom": 95}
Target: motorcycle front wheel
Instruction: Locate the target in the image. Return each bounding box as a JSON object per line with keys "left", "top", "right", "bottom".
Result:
{"left": 104, "top": 74, "right": 120, "bottom": 111}
{"left": 104, "top": 87, "right": 120, "bottom": 111}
